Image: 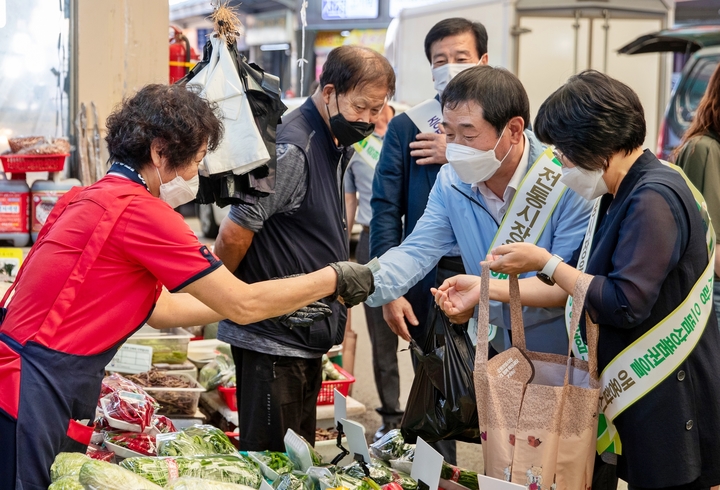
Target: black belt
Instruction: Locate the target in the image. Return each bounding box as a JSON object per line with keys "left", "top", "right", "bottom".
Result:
{"left": 437, "top": 255, "right": 465, "bottom": 274}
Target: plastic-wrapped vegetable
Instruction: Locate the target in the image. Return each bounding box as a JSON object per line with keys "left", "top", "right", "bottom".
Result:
{"left": 120, "top": 455, "right": 263, "bottom": 488}
{"left": 273, "top": 472, "right": 308, "bottom": 490}
{"left": 249, "top": 451, "right": 294, "bottom": 475}
{"left": 85, "top": 444, "right": 115, "bottom": 462}
{"left": 343, "top": 460, "right": 393, "bottom": 486}
{"left": 440, "top": 463, "right": 478, "bottom": 490}
{"left": 369, "top": 430, "right": 406, "bottom": 462}
{"left": 102, "top": 390, "right": 155, "bottom": 432}
{"left": 50, "top": 452, "right": 91, "bottom": 481}
{"left": 105, "top": 431, "right": 157, "bottom": 456}
{"left": 321, "top": 355, "right": 344, "bottom": 381}
{"left": 157, "top": 424, "right": 237, "bottom": 456}
{"left": 152, "top": 414, "right": 177, "bottom": 433}
{"left": 48, "top": 476, "right": 84, "bottom": 490}
{"left": 78, "top": 459, "right": 162, "bottom": 490}
{"left": 100, "top": 373, "right": 159, "bottom": 408}
{"left": 165, "top": 477, "right": 256, "bottom": 490}
{"left": 199, "top": 353, "right": 235, "bottom": 390}
{"left": 389, "top": 469, "right": 417, "bottom": 490}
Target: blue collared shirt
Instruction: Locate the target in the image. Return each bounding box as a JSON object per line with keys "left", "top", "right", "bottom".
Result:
{"left": 366, "top": 130, "right": 593, "bottom": 355}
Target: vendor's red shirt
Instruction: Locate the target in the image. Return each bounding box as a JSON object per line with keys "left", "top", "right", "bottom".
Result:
{"left": 0, "top": 175, "right": 222, "bottom": 355}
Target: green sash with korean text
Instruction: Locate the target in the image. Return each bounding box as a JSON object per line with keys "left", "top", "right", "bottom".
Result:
{"left": 352, "top": 134, "right": 383, "bottom": 169}
{"left": 561, "top": 163, "right": 715, "bottom": 456}
{"left": 488, "top": 147, "right": 567, "bottom": 276}
{"left": 405, "top": 98, "right": 443, "bottom": 135}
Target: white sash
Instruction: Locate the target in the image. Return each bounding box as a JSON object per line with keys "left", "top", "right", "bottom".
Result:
{"left": 352, "top": 134, "right": 383, "bottom": 169}
{"left": 405, "top": 98, "right": 443, "bottom": 134}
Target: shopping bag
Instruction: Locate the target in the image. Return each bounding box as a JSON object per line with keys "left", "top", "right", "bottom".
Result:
{"left": 474, "top": 264, "right": 600, "bottom": 488}
{"left": 401, "top": 306, "right": 481, "bottom": 444}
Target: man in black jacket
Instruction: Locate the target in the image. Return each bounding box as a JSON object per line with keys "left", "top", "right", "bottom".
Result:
{"left": 214, "top": 45, "right": 395, "bottom": 451}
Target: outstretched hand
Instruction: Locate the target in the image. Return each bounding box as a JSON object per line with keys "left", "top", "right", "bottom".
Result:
{"left": 485, "top": 243, "right": 552, "bottom": 276}
{"left": 431, "top": 274, "right": 482, "bottom": 324}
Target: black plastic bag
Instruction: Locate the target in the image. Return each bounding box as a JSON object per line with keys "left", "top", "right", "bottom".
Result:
{"left": 400, "top": 306, "right": 480, "bottom": 444}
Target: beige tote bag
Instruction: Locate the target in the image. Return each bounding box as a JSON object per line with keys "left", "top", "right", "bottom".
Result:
{"left": 474, "top": 265, "right": 600, "bottom": 489}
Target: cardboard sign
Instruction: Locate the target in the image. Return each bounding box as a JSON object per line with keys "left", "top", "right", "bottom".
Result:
{"left": 106, "top": 344, "right": 153, "bottom": 374}
{"left": 340, "top": 418, "right": 370, "bottom": 464}
{"left": 477, "top": 474, "right": 525, "bottom": 490}
{"left": 334, "top": 389, "right": 347, "bottom": 428}
{"left": 411, "top": 438, "right": 443, "bottom": 490}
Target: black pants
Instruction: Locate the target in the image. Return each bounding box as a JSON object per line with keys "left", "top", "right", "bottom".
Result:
{"left": 357, "top": 229, "right": 403, "bottom": 424}
{"left": 232, "top": 346, "right": 323, "bottom": 452}
{"left": 0, "top": 408, "right": 17, "bottom": 488}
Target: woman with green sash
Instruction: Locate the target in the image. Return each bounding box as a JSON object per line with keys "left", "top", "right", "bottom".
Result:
{"left": 434, "top": 71, "right": 720, "bottom": 489}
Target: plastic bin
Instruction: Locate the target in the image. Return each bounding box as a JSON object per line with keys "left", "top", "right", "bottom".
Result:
{"left": 143, "top": 373, "right": 206, "bottom": 416}
{"left": 158, "top": 360, "right": 198, "bottom": 380}
{"left": 125, "top": 326, "right": 193, "bottom": 365}
{"left": 316, "top": 365, "right": 355, "bottom": 405}
{"left": 218, "top": 385, "right": 237, "bottom": 411}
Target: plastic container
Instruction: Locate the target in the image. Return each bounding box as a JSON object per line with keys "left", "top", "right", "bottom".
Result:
{"left": 125, "top": 326, "right": 193, "bottom": 365}
{"left": 0, "top": 153, "right": 68, "bottom": 173}
{"left": 31, "top": 178, "right": 81, "bottom": 242}
{"left": 217, "top": 385, "right": 237, "bottom": 411}
{"left": 316, "top": 365, "right": 355, "bottom": 406}
{"left": 158, "top": 360, "right": 198, "bottom": 380}
{"left": 143, "top": 373, "right": 206, "bottom": 416}
{"left": 0, "top": 178, "right": 30, "bottom": 246}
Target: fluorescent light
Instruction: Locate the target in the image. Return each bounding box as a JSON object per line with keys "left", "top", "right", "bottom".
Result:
{"left": 260, "top": 43, "right": 290, "bottom": 51}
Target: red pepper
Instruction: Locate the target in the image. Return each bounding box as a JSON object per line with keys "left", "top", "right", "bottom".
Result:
{"left": 382, "top": 483, "right": 404, "bottom": 490}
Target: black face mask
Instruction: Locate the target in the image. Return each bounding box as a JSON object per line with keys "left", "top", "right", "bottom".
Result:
{"left": 327, "top": 93, "right": 375, "bottom": 147}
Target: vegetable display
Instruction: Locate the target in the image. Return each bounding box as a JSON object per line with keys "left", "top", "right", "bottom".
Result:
{"left": 127, "top": 338, "right": 189, "bottom": 364}
{"left": 315, "top": 427, "right": 339, "bottom": 442}
{"left": 198, "top": 353, "right": 235, "bottom": 390}
{"left": 127, "top": 369, "right": 201, "bottom": 415}
{"left": 369, "top": 430, "right": 406, "bottom": 462}
{"left": 100, "top": 373, "right": 158, "bottom": 408}
{"left": 440, "top": 463, "right": 478, "bottom": 490}
{"left": 103, "top": 390, "right": 155, "bottom": 431}
{"left": 78, "top": 459, "right": 163, "bottom": 490}
{"left": 321, "top": 355, "right": 344, "bottom": 381}
{"left": 157, "top": 425, "right": 237, "bottom": 457}
{"left": 273, "top": 472, "right": 308, "bottom": 490}
{"left": 105, "top": 431, "right": 157, "bottom": 456}
{"left": 86, "top": 444, "right": 115, "bottom": 462}
{"left": 165, "top": 477, "right": 257, "bottom": 490}
{"left": 120, "top": 455, "right": 263, "bottom": 488}
{"left": 50, "top": 452, "right": 91, "bottom": 481}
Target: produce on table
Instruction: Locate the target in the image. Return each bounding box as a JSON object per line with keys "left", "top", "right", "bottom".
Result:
{"left": 315, "top": 427, "right": 339, "bottom": 441}
{"left": 440, "top": 462, "right": 478, "bottom": 490}
{"left": 127, "top": 338, "right": 189, "bottom": 364}
{"left": 78, "top": 459, "right": 162, "bottom": 490}
{"left": 272, "top": 472, "right": 309, "bottom": 490}
{"left": 343, "top": 460, "right": 394, "bottom": 485}
{"left": 369, "top": 430, "right": 406, "bottom": 462}
{"left": 152, "top": 415, "right": 177, "bottom": 433}
{"left": 249, "top": 451, "right": 294, "bottom": 475}
{"left": 102, "top": 390, "right": 155, "bottom": 431}
{"left": 165, "top": 477, "right": 257, "bottom": 490}
{"left": 48, "top": 476, "right": 84, "bottom": 490}
{"left": 127, "top": 369, "right": 200, "bottom": 415}
{"left": 100, "top": 373, "right": 158, "bottom": 409}
{"left": 86, "top": 444, "right": 116, "bottom": 463}
{"left": 321, "top": 355, "right": 344, "bottom": 381}
{"left": 120, "top": 455, "right": 263, "bottom": 488}
{"left": 50, "top": 452, "right": 91, "bottom": 481}
{"left": 105, "top": 431, "right": 157, "bottom": 456}
{"left": 198, "top": 353, "right": 235, "bottom": 390}
{"left": 157, "top": 425, "right": 237, "bottom": 457}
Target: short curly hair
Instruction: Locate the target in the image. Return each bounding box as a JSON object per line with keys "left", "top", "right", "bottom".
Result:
{"left": 105, "top": 84, "right": 223, "bottom": 171}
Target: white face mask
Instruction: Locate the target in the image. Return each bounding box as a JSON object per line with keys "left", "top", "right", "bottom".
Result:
{"left": 560, "top": 165, "right": 608, "bottom": 201}
{"left": 445, "top": 126, "right": 512, "bottom": 184}
{"left": 432, "top": 62, "right": 478, "bottom": 95}
{"left": 156, "top": 167, "right": 199, "bottom": 208}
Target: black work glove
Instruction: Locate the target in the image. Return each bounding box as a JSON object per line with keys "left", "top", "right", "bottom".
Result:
{"left": 274, "top": 301, "right": 333, "bottom": 329}
{"left": 328, "top": 261, "right": 375, "bottom": 307}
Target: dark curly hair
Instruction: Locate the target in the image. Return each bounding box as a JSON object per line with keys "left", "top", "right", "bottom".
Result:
{"left": 105, "top": 84, "right": 223, "bottom": 171}
{"left": 534, "top": 70, "right": 645, "bottom": 171}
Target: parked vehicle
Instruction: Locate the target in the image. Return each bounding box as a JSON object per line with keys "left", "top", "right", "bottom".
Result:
{"left": 619, "top": 26, "right": 720, "bottom": 160}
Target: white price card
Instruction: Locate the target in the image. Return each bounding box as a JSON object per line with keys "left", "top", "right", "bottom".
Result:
{"left": 340, "top": 418, "right": 370, "bottom": 464}
{"left": 106, "top": 344, "right": 153, "bottom": 374}
{"left": 411, "top": 438, "right": 443, "bottom": 490}
{"left": 260, "top": 480, "right": 275, "bottom": 490}
{"left": 334, "top": 389, "right": 347, "bottom": 427}
{"left": 477, "top": 475, "right": 525, "bottom": 490}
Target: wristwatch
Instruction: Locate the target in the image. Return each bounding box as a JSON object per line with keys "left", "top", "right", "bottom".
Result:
{"left": 537, "top": 254, "right": 564, "bottom": 286}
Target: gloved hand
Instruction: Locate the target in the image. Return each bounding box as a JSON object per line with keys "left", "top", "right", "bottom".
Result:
{"left": 274, "top": 301, "right": 333, "bottom": 329}
{"left": 328, "top": 261, "right": 375, "bottom": 307}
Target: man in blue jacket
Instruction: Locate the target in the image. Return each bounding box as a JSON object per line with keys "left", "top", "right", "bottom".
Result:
{"left": 367, "top": 65, "right": 592, "bottom": 361}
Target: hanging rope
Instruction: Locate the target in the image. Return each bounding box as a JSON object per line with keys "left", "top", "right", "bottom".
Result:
{"left": 298, "top": 1, "right": 308, "bottom": 97}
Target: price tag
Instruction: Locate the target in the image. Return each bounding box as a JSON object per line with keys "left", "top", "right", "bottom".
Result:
{"left": 334, "top": 389, "right": 347, "bottom": 427}
{"left": 340, "top": 418, "right": 370, "bottom": 464}
{"left": 411, "top": 438, "right": 443, "bottom": 490}
{"left": 260, "top": 480, "right": 275, "bottom": 490}
{"left": 106, "top": 344, "right": 153, "bottom": 374}
{"left": 477, "top": 475, "right": 525, "bottom": 489}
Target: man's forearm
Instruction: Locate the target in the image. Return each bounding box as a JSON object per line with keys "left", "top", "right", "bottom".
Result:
{"left": 215, "top": 218, "right": 254, "bottom": 273}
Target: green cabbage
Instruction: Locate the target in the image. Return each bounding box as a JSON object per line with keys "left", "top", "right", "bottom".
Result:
{"left": 50, "top": 452, "right": 91, "bottom": 482}
{"left": 78, "top": 460, "right": 162, "bottom": 490}
{"left": 165, "top": 477, "right": 256, "bottom": 490}
{"left": 48, "top": 476, "right": 84, "bottom": 490}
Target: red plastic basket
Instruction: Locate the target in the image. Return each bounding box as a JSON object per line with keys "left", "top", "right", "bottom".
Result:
{"left": 0, "top": 153, "right": 69, "bottom": 173}
{"left": 317, "top": 365, "right": 355, "bottom": 405}
{"left": 218, "top": 385, "right": 237, "bottom": 411}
